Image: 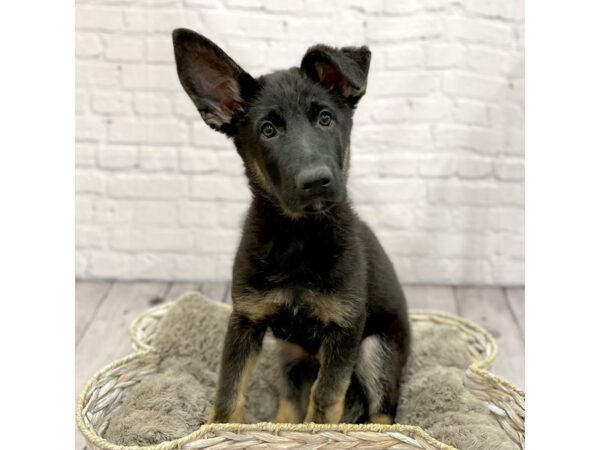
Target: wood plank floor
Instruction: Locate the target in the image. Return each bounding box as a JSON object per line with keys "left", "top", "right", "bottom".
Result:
{"left": 75, "top": 280, "right": 524, "bottom": 449}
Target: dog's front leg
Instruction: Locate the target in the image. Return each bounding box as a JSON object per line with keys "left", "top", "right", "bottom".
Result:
{"left": 209, "top": 311, "right": 266, "bottom": 423}
{"left": 304, "top": 328, "right": 361, "bottom": 424}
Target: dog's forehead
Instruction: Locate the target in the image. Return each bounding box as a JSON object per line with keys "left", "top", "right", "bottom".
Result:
{"left": 252, "top": 69, "right": 330, "bottom": 113}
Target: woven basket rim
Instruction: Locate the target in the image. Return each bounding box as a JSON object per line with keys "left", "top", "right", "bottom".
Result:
{"left": 76, "top": 351, "right": 457, "bottom": 450}
{"left": 78, "top": 302, "right": 523, "bottom": 450}
{"left": 129, "top": 297, "right": 500, "bottom": 368}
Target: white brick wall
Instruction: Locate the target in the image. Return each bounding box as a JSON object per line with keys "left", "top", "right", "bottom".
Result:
{"left": 75, "top": 0, "right": 524, "bottom": 285}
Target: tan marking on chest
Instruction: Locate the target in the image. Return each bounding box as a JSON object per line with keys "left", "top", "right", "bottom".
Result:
{"left": 234, "top": 288, "right": 360, "bottom": 328}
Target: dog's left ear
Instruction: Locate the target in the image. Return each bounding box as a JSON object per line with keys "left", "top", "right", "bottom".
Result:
{"left": 301, "top": 45, "right": 371, "bottom": 106}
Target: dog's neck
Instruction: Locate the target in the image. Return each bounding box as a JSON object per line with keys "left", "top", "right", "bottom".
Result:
{"left": 248, "top": 193, "right": 355, "bottom": 238}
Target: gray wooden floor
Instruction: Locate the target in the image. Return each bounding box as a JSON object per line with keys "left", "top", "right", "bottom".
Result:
{"left": 75, "top": 281, "right": 524, "bottom": 449}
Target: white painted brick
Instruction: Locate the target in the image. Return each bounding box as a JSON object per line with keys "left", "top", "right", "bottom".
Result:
{"left": 76, "top": 198, "right": 94, "bottom": 224}
{"left": 445, "top": 17, "right": 512, "bottom": 47}
{"left": 76, "top": 143, "right": 96, "bottom": 167}
{"left": 348, "top": 154, "right": 379, "bottom": 179}
{"left": 379, "top": 232, "right": 436, "bottom": 256}
{"left": 350, "top": 179, "right": 426, "bottom": 204}
{"left": 191, "top": 176, "right": 251, "bottom": 201}
{"left": 121, "top": 64, "right": 179, "bottom": 90}
{"left": 199, "top": 12, "right": 286, "bottom": 39}
{"left": 414, "top": 208, "right": 453, "bottom": 230}
{"left": 108, "top": 118, "right": 187, "bottom": 145}
{"left": 379, "top": 156, "right": 419, "bottom": 177}
{"left": 97, "top": 145, "right": 138, "bottom": 170}
{"left": 354, "top": 204, "right": 414, "bottom": 229}
{"left": 174, "top": 255, "right": 217, "bottom": 280}
{"left": 108, "top": 175, "right": 187, "bottom": 199}
{"left": 217, "top": 152, "right": 245, "bottom": 176}
{"left": 495, "top": 207, "right": 524, "bottom": 232}
{"left": 111, "top": 228, "right": 194, "bottom": 252}
{"left": 442, "top": 72, "right": 508, "bottom": 101}
{"left": 130, "top": 201, "right": 179, "bottom": 225}
{"left": 74, "top": 0, "right": 525, "bottom": 286}
{"left": 134, "top": 92, "right": 172, "bottom": 116}
{"left": 76, "top": 6, "right": 123, "bottom": 31}
{"left": 179, "top": 201, "right": 220, "bottom": 227}
{"left": 489, "top": 104, "right": 524, "bottom": 129}
{"left": 92, "top": 91, "right": 132, "bottom": 115}
{"left": 123, "top": 9, "right": 194, "bottom": 33}
{"left": 76, "top": 226, "right": 106, "bottom": 249}
{"left": 225, "top": 0, "right": 264, "bottom": 8}
{"left": 76, "top": 33, "right": 104, "bottom": 57}
{"left": 453, "top": 207, "right": 497, "bottom": 232}
{"left": 505, "top": 128, "right": 524, "bottom": 155}
{"left": 498, "top": 234, "right": 524, "bottom": 260}
{"left": 347, "top": 0, "right": 384, "bottom": 13}
{"left": 105, "top": 35, "right": 145, "bottom": 62}
{"left": 76, "top": 89, "right": 89, "bottom": 114}
{"left": 467, "top": 46, "right": 510, "bottom": 76}
{"left": 383, "top": 0, "right": 422, "bottom": 14}
{"left": 139, "top": 148, "right": 179, "bottom": 172}
{"left": 385, "top": 45, "right": 424, "bottom": 69}
{"left": 265, "top": 0, "right": 302, "bottom": 12}
{"left": 434, "top": 125, "right": 503, "bottom": 155}
{"left": 435, "top": 233, "right": 495, "bottom": 258}
{"left": 463, "top": 0, "right": 520, "bottom": 21}
{"left": 195, "top": 230, "right": 240, "bottom": 254}
{"left": 418, "top": 157, "right": 455, "bottom": 178}
{"left": 492, "top": 261, "right": 524, "bottom": 285}
{"left": 192, "top": 123, "right": 234, "bottom": 149}
{"left": 409, "top": 98, "right": 453, "bottom": 121}
{"left": 428, "top": 182, "right": 500, "bottom": 206}
{"left": 146, "top": 36, "right": 175, "bottom": 63}
{"left": 173, "top": 95, "right": 201, "bottom": 119}
{"left": 423, "top": 43, "right": 466, "bottom": 68}
{"left": 454, "top": 99, "right": 489, "bottom": 125}
{"left": 217, "top": 202, "right": 249, "bottom": 229}
{"left": 369, "top": 72, "right": 438, "bottom": 97}
{"left": 76, "top": 116, "right": 107, "bottom": 141}
{"left": 131, "top": 253, "right": 176, "bottom": 279}
{"left": 367, "top": 17, "right": 442, "bottom": 42}
{"left": 353, "top": 125, "right": 433, "bottom": 152}
{"left": 76, "top": 62, "right": 120, "bottom": 87}
{"left": 494, "top": 159, "right": 524, "bottom": 181}
{"left": 76, "top": 252, "right": 88, "bottom": 277}
{"left": 455, "top": 157, "right": 493, "bottom": 179}
{"left": 180, "top": 148, "right": 219, "bottom": 173}
{"left": 370, "top": 99, "right": 410, "bottom": 123}
{"left": 456, "top": 260, "right": 493, "bottom": 284}
{"left": 87, "top": 252, "right": 131, "bottom": 278}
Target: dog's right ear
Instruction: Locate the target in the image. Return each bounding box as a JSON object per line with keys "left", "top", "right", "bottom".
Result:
{"left": 172, "top": 29, "right": 255, "bottom": 134}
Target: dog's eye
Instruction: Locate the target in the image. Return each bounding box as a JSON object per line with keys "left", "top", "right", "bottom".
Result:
{"left": 260, "top": 122, "right": 277, "bottom": 139}
{"left": 318, "top": 110, "right": 333, "bottom": 127}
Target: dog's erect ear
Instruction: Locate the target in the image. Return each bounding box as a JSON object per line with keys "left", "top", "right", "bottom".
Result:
{"left": 172, "top": 28, "right": 255, "bottom": 134}
{"left": 301, "top": 45, "right": 371, "bottom": 106}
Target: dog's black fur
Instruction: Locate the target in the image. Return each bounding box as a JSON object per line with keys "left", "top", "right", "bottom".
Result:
{"left": 173, "top": 28, "right": 411, "bottom": 425}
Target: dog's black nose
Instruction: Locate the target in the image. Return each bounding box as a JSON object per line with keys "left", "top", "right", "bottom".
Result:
{"left": 296, "top": 166, "right": 333, "bottom": 194}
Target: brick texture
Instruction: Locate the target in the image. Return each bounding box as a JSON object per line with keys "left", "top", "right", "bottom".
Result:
{"left": 75, "top": 0, "right": 524, "bottom": 285}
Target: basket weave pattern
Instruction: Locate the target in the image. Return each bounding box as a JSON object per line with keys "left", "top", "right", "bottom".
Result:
{"left": 77, "top": 301, "right": 524, "bottom": 450}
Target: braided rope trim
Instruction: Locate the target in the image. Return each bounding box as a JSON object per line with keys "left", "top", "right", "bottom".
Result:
{"left": 76, "top": 298, "right": 524, "bottom": 450}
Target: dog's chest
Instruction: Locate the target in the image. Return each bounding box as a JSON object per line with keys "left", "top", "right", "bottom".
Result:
{"left": 267, "top": 301, "right": 327, "bottom": 355}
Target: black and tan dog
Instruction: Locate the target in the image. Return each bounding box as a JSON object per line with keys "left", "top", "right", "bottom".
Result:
{"left": 172, "top": 29, "right": 411, "bottom": 425}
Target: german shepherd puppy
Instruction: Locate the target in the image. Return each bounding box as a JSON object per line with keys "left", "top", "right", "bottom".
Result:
{"left": 172, "top": 28, "right": 411, "bottom": 425}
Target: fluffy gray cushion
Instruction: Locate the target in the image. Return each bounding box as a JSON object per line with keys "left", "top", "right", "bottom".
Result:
{"left": 105, "top": 293, "right": 517, "bottom": 450}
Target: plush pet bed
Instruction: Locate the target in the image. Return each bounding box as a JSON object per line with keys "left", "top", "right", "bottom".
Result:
{"left": 99, "top": 293, "right": 521, "bottom": 450}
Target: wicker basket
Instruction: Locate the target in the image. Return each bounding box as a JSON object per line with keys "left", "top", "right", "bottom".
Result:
{"left": 77, "top": 299, "right": 525, "bottom": 450}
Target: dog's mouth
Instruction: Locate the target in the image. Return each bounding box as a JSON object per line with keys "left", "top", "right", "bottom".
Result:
{"left": 303, "top": 200, "right": 335, "bottom": 214}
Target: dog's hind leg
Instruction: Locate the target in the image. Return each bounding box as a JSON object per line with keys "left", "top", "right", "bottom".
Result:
{"left": 272, "top": 340, "right": 319, "bottom": 423}
{"left": 355, "top": 335, "right": 405, "bottom": 424}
